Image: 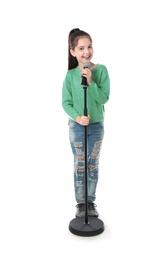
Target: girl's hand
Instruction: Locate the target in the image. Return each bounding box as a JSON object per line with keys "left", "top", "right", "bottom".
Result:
{"left": 76, "top": 115, "right": 90, "bottom": 125}
{"left": 81, "top": 68, "right": 92, "bottom": 85}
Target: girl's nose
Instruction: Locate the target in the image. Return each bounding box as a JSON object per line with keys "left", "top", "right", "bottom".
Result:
{"left": 85, "top": 49, "right": 90, "bottom": 54}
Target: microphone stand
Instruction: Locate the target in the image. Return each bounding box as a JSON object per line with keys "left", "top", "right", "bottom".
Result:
{"left": 69, "top": 77, "right": 105, "bottom": 236}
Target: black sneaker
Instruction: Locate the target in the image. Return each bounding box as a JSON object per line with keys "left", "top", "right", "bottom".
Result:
{"left": 88, "top": 202, "right": 99, "bottom": 217}
{"left": 75, "top": 203, "right": 85, "bottom": 217}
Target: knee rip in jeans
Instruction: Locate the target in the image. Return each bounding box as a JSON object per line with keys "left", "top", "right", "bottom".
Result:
{"left": 76, "top": 150, "right": 85, "bottom": 164}
{"left": 74, "top": 142, "right": 83, "bottom": 148}
{"left": 90, "top": 141, "right": 102, "bottom": 159}
{"left": 74, "top": 143, "right": 85, "bottom": 174}
{"left": 77, "top": 166, "right": 85, "bottom": 172}
{"left": 90, "top": 165, "right": 97, "bottom": 171}
{"left": 76, "top": 181, "right": 83, "bottom": 187}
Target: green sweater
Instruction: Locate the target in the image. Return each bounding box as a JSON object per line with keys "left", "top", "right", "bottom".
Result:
{"left": 62, "top": 64, "right": 110, "bottom": 123}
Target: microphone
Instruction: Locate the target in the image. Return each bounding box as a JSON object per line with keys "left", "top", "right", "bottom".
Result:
{"left": 81, "top": 62, "right": 91, "bottom": 86}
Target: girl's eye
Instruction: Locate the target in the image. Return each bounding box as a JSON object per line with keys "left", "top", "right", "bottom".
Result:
{"left": 78, "top": 46, "right": 92, "bottom": 51}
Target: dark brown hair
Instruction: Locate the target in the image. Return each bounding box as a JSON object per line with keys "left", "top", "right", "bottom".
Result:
{"left": 68, "top": 28, "right": 92, "bottom": 70}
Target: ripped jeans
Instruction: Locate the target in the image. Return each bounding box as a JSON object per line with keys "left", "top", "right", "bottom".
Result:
{"left": 69, "top": 120, "right": 104, "bottom": 204}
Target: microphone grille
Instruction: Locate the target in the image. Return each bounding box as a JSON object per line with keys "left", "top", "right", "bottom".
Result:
{"left": 83, "top": 62, "right": 91, "bottom": 69}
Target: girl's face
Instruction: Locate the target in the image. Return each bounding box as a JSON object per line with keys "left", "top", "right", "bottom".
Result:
{"left": 70, "top": 37, "right": 93, "bottom": 69}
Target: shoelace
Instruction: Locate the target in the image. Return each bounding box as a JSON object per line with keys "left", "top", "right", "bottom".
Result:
{"left": 88, "top": 203, "right": 97, "bottom": 210}
{"left": 76, "top": 203, "right": 85, "bottom": 211}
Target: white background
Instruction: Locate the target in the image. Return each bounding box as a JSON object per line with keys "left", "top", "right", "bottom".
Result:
{"left": 0, "top": 0, "right": 168, "bottom": 259}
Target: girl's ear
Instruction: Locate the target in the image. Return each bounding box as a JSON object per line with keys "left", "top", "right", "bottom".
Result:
{"left": 70, "top": 49, "right": 75, "bottom": 57}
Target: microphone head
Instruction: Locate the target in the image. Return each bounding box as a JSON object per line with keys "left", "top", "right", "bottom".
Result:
{"left": 83, "top": 62, "right": 91, "bottom": 69}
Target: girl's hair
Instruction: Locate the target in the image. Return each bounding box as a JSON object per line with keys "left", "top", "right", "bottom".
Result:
{"left": 68, "top": 28, "right": 92, "bottom": 70}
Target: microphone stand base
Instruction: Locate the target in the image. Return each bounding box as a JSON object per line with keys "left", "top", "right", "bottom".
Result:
{"left": 69, "top": 216, "right": 104, "bottom": 237}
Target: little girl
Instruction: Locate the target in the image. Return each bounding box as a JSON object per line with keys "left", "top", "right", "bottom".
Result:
{"left": 62, "top": 28, "right": 110, "bottom": 217}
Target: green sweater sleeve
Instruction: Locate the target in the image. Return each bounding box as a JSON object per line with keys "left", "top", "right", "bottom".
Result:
{"left": 62, "top": 73, "right": 79, "bottom": 120}
{"left": 88, "top": 65, "right": 110, "bottom": 104}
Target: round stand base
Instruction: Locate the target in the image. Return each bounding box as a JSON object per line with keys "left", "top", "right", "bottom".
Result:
{"left": 69, "top": 216, "right": 104, "bottom": 237}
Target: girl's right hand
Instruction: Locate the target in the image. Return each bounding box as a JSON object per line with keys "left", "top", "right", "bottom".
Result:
{"left": 76, "top": 115, "right": 90, "bottom": 125}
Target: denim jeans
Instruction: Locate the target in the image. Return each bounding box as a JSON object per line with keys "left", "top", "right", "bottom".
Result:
{"left": 69, "top": 120, "right": 104, "bottom": 204}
